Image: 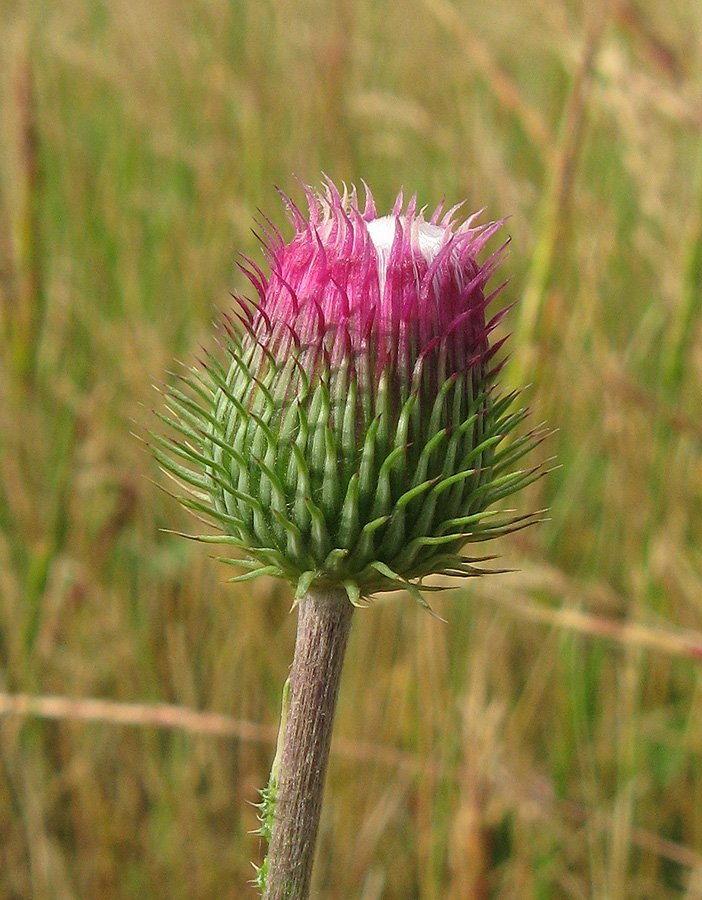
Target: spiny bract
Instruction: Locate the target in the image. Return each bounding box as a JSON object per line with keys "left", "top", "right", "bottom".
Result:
{"left": 154, "top": 179, "right": 543, "bottom": 608}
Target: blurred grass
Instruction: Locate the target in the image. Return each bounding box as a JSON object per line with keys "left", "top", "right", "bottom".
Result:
{"left": 0, "top": 0, "right": 701, "bottom": 897}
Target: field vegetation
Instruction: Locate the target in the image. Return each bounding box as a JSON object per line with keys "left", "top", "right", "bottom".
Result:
{"left": 1, "top": 0, "right": 701, "bottom": 897}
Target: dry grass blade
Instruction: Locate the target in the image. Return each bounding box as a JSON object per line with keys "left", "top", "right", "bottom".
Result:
{"left": 3, "top": 689, "right": 701, "bottom": 877}
{"left": 0, "top": 692, "right": 278, "bottom": 742}
{"left": 419, "top": 0, "right": 551, "bottom": 155}
{"left": 511, "top": 5, "right": 609, "bottom": 386}
{"left": 467, "top": 564, "right": 702, "bottom": 662}
{"left": 8, "top": 46, "right": 45, "bottom": 386}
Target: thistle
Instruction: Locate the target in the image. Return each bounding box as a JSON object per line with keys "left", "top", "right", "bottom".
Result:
{"left": 154, "top": 179, "right": 544, "bottom": 900}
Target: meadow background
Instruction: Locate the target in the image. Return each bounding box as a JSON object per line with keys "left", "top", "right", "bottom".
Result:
{"left": 1, "top": 0, "right": 701, "bottom": 897}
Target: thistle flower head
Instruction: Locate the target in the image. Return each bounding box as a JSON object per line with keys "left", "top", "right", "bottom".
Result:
{"left": 155, "top": 179, "right": 543, "bottom": 608}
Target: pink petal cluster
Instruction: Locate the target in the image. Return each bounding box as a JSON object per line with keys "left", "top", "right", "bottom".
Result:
{"left": 240, "top": 180, "right": 509, "bottom": 383}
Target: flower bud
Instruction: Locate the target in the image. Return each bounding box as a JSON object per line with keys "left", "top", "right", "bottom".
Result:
{"left": 155, "top": 179, "right": 542, "bottom": 608}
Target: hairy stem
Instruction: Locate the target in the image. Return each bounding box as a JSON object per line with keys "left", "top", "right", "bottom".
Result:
{"left": 262, "top": 589, "right": 354, "bottom": 900}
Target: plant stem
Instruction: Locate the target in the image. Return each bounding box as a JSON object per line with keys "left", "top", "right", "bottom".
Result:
{"left": 262, "top": 588, "right": 354, "bottom": 900}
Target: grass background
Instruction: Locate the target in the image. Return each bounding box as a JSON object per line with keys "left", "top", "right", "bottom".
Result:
{"left": 1, "top": 0, "right": 701, "bottom": 897}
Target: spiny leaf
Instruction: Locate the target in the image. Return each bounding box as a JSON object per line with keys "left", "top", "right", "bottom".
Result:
{"left": 227, "top": 565, "right": 282, "bottom": 583}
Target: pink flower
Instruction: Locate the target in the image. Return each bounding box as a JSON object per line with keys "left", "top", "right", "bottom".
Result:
{"left": 242, "top": 180, "right": 509, "bottom": 390}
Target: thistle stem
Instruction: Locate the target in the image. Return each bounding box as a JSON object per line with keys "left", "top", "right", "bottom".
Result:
{"left": 262, "top": 589, "right": 354, "bottom": 900}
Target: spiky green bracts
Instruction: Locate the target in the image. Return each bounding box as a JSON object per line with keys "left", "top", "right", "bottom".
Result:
{"left": 154, "top": 179, "right": 543, "bottom": 608}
